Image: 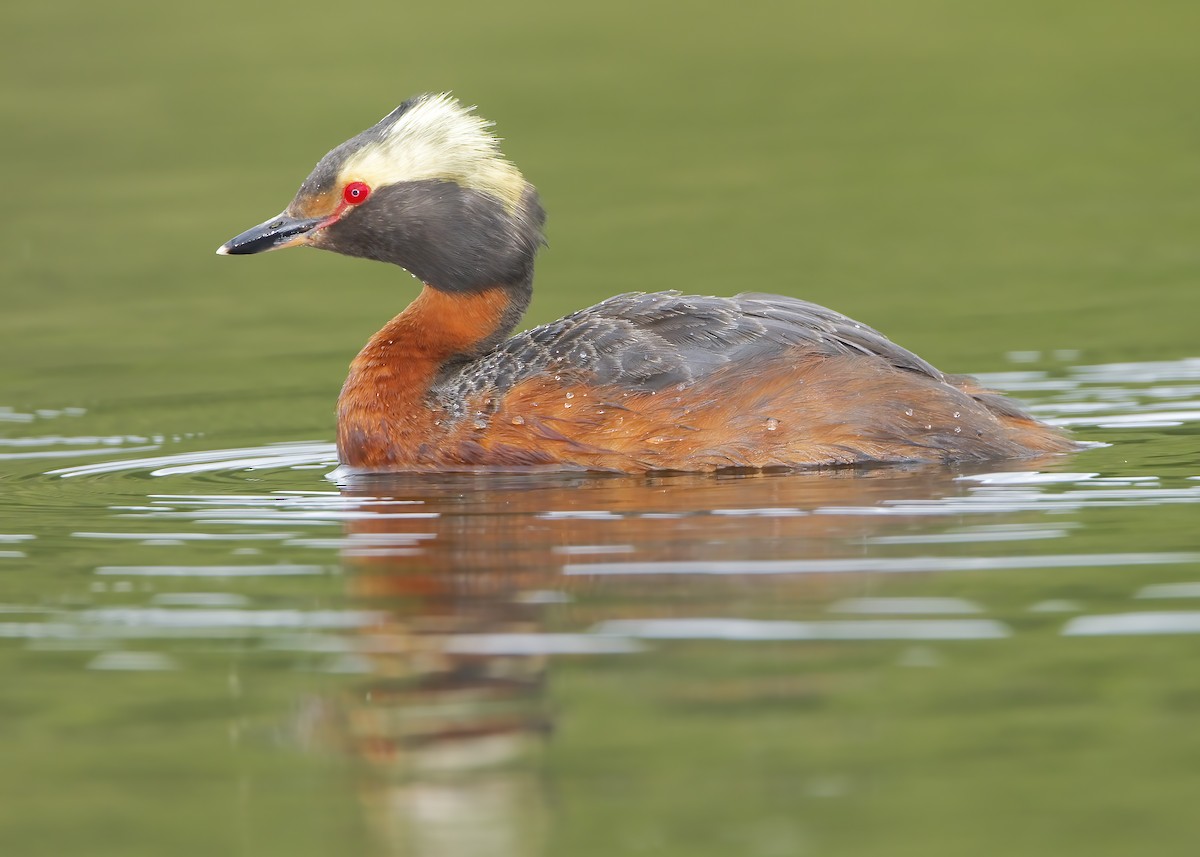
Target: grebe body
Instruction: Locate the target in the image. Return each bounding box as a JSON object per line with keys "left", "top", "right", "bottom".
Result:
{"left": 218, "top": 95, "right": 1073, "bottom": 473}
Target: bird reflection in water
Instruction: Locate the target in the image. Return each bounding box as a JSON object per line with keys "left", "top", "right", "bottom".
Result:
{"left": 324, "top": 462, "right": 1052, "bottom": 856}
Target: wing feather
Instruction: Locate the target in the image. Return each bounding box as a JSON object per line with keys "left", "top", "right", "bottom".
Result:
{"left": 434, "top": 291, "right": 946, "bottom": 411}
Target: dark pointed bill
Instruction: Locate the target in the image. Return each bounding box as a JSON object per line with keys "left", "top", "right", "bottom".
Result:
{"left": 215, "top": 213, "right": 327, "bottom": 255}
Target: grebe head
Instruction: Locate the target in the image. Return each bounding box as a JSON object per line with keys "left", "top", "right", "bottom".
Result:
{"left": 217, "top": 94, "right": 545, "bottom": 292}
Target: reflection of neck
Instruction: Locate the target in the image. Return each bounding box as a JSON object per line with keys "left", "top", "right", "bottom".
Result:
{"left": 342, "top": 492, "right": 550, "bottom": 857}
{"left": 336, "top": 283, "right": 527, "bottom": 468}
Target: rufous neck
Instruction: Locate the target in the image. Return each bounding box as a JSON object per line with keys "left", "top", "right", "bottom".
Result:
{"left": 340, "top": 283, "right": 527, "bottom": 416}
{"left": 336, "top": 283, "right": 527, "bottom": 468}
{"left": 375, "top": 284, "right": 525, "bottom": 363}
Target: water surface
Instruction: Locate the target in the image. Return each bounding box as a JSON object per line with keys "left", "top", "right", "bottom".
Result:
{"left": 3, "top": 355, "right": 1200, "bottom": 855}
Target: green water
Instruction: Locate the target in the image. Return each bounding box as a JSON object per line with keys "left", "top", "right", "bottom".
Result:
{"left": 4, "top": 1, "right": 1200, "bottom": 855}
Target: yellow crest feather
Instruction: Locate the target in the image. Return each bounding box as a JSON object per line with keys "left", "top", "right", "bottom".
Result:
{"left": 339, "top": 94, "right": 527, "bottom": 212}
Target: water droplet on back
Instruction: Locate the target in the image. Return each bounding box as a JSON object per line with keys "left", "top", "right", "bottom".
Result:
{"left": 765, "top": 417, "right": 779, "bottom": 431}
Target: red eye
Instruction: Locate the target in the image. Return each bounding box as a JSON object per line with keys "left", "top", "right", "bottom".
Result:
{"left": 342, "top": 181, "right": 371, "bottom": 205}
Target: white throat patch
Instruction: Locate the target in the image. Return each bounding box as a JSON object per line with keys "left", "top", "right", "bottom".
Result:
{"left": 339, "top": 94, "right": 528, "bottom": 212}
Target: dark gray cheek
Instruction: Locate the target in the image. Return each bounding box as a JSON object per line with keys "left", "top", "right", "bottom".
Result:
{"left": 316, "top": 218, "right": 384, "bottom": 260}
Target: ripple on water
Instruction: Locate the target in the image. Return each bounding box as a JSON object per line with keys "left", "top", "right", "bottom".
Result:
{"left": 590, "top": 617, "right": 1012, "bottom": 641}
{"left": 0, "top": 536, "right": 35, "bottom": 560}
{"left": 0, "top": 436, "right": 160, "bottom": 461}
{"left": 11, "top": 356, "right": 1200, "bottom": 486}
{"left": 95, "top": 564, "right": 329, "bottom": 577}
{"left": 0, "top": 357, "right": 1197, "bottom": 670}
{"left": 980, "top": 357, "right": 1200, "bottom": 432}
{"left": 562, "top": 552, "right": 1200, "bottom": 577}
{"left": 1062, "top": 612, "right": 1200, "bottom": 636}
{"left": 47, "top": 441, "right": 337, "bottom": 479}
{"left": 826, "top": 597, "right": 984, "bottom": 615}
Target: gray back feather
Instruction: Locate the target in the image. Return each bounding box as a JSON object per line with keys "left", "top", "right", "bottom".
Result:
{"left": 433, "top": 292, "right": 944, "bottom": 417}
